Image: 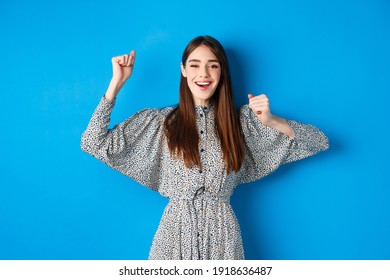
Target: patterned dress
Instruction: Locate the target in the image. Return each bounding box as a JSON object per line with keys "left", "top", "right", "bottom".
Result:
{"left": 81, "top": 97, "right": 329, "bottom": 260}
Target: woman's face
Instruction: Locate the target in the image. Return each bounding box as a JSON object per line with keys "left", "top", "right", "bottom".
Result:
{"left": 181, "top": 45, "right": 221, "bottom": 106}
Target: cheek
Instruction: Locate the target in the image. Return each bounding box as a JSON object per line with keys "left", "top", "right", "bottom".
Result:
{"left": 186, "top": 77, "right": 196, "bottom": 89}
{"left": 185, "top": 71, "right": 195, "bottom": 81}
{"left": 187, "top": 70, "right": 197, "bottom": 80}
{"left": 214, "top": 70, "right": 222, "bottom": 83}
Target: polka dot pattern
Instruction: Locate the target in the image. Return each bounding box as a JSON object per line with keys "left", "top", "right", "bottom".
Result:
{"left": 81, "top": 97, "right": 329, "bottom": 259}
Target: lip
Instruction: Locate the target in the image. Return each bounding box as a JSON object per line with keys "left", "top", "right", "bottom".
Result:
{"left": 195, "top": 81, "right": 212, "bottom": 85}
{"left": 195, "top": 81, "right": 213, "bottom": 91}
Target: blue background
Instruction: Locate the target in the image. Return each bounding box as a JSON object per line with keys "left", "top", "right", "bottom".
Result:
{"left": 1, "top": 0, "right": 389, "bottom": 260}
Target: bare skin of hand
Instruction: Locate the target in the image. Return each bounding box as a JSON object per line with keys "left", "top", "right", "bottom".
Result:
{"left": 104, "top": 50, "right": 136, "bottom": 102}
{"left": 248, "top": 94, "right": 294, "bottom": 138}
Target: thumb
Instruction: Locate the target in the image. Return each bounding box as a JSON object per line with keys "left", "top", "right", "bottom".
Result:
{"left": 248, "top": 94, "right": 254, "bottom": 99}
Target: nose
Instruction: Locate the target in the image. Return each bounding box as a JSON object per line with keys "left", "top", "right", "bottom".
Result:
{"left": 199, "top": 65, "right": 209, "bottom": 78}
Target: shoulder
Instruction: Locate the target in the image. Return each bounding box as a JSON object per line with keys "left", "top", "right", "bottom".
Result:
{"left": 136, "top": 106, "right": 175, "bottom": 117}
{"left": 131, "top": 106, "right": 175, "bottom": 124}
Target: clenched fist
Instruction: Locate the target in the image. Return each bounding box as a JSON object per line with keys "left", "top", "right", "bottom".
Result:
{"left": 104, "top": 50, "right": 136, "bottom": 102}
{"left": 248, "top": 94, "right": 272, "bottom": 125}
{"left": 111, "top": 50, "right": 136, "bottom": 84}
{"left": 248, "top": 93, "right": 294, "bottom": 137}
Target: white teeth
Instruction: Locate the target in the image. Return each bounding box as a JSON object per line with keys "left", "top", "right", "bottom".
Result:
{"left": 196, "top": 82, "right": 211, "bottom": 86}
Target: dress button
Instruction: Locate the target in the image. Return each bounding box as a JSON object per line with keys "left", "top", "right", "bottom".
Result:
{"left": 200, "top": 148, "right": 204, "bottom": 153}
{"left": 200, "top": 130, "right": 204, "bottom": 134}
{"left": 199, "top": 170, "right": 202, "bottom": 174}
{"left": 200, "top": 114, "right": 203, "bottom": 117}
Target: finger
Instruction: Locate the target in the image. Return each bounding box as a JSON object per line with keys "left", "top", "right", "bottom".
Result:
{"left": 124, "top": 50, "right": 135, "bottom": 67}
{"left": 254, "top": 100, "right": 269, "bottom": 107}
{"left": 253, "top": 94, "right": 268, "bottom": 102}
{"left": 125, "top": 52, "right": 132, "bottom": 67}
{"left": 114, "top": 55, "right": 128, "bottom": 66}
{"left": 123, "top": 54, "right": 130, "bottom": 66}
{"left": 249, "top": 99, "right": 268, "bottom": 109}
{"left": 130, "top": 50, "right": 136, "bottom": 66}
{"left": 130, "top": 50, "right": 136, "bottom": 60}
{"left": 112, "top": 55, "right": 124, "bottom": 65}
{"left": 251, "top": 96, "right": 269, "bottom": 107}
{"left": 252, "top": 103, "right": 270, "bottom": 113}
{"left": 248, "top": 94, "right": 268, "bottom": 104}
{"left": 250, "top": 99, "right": 270, "bottom": 113}
{"left": 249, "top": 104, "right": 263, "bottom": 115}
{"left": 259, "top": 94, "right": 267, "bottom": 99}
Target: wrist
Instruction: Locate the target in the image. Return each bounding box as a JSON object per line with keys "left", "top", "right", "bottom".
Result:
{"left": 109, "top": 77, "right": 125, "bottom": 89}
{"left": 257, "top": 113, "right": 275, "bottom": 126}
{"left": 104, "top": 79, "right": 124, "bottom": 102}
{"left": 262, "top": 114, "right": 294, "bottom": 138}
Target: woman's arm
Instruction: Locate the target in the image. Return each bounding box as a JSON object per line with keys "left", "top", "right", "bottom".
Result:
{"left": 104, "top": 50, "right": 136, "bottom": 101}
{"left": 237, "top": 101, "right": 329, "bottom": 185}
{"left": 81, "top": 50, "right": 167, "bottom": 190}
{"left": 248, "top": 94, "right": 294, "bottom": 138}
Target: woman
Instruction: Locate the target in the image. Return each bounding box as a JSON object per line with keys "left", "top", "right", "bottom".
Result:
{"left": 81, "top": 35, "right": 329, "bottom": 260}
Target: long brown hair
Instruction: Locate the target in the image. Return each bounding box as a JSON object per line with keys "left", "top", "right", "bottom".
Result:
{"left": 164, "top": 35, "right": 245, "bottom": 174}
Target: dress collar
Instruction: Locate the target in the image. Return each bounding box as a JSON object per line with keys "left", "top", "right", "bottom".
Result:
{"left": 195, "top": 103, "right": 214, "bottom": 114}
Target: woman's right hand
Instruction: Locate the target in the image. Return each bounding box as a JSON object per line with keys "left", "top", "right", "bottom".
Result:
{"left": 104, "top": 50, "right": 136, "bottom": 101}
{"left": 111, "top": 50, "right": 136, "bottom": 84}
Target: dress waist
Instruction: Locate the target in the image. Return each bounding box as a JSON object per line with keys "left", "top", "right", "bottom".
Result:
{"left": 169, "top": 188, "right": 230, "bottom": 204}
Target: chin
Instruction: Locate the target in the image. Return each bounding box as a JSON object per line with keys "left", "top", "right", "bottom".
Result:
{"left": 194, "top": 93, "right": 215, "bottom": 103}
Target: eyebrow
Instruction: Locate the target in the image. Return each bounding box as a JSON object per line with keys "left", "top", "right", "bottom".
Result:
{"left": 187, "top": 59, "right": 220, "bottom": 63}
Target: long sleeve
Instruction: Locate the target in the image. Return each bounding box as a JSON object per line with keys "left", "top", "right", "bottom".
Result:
{"left": 81, "top": 97, "right": 169, "bottom": 191}
{"left": 237, "top": 105, "right": 329, "bottom": 185}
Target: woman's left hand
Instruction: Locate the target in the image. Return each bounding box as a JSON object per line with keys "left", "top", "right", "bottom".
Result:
{"left": 248, "top": 94, "right": 273, "bottom": 125}
{"left": 248, "top": 93, "right": 295, "bottom": 138}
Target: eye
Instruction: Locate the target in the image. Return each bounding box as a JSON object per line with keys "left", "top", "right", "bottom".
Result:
{"left": 189, "top": 64, "right": 199, "bottom": 68}
{"left": 209, "top": 64, "right": 220, "bottom": 69}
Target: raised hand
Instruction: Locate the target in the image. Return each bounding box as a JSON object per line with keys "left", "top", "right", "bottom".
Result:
{"left": 111, "top": 50, "right": 136, "bottom": 84}
{"left": 104, "top": 50, "right": 136, "bottom": 102}
{"left": 248, "top": 93, "right": 294, "bottom": 137}
{"left": 248, "top": 93, "right": 272, "bottom": 125}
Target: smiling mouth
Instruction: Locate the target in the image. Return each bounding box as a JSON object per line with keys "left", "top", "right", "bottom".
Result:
{"left": 195, "top": 81, "right": 212, "bottom": 88}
